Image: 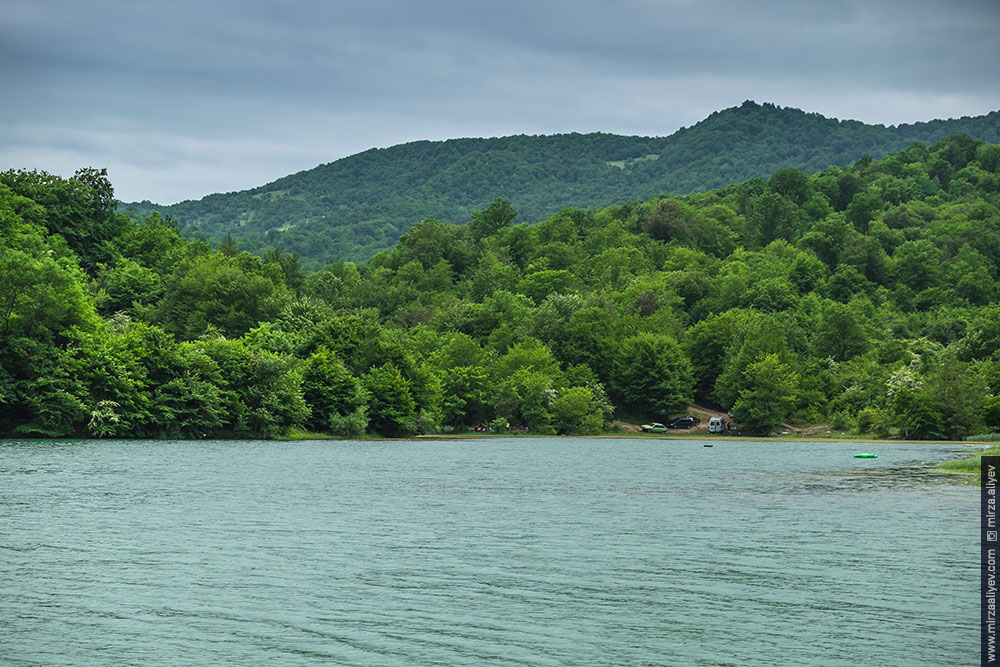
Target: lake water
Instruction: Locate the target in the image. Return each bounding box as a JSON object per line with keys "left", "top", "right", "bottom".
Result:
{"left": 0, "top": 437, "right": 979, "bottom": 665}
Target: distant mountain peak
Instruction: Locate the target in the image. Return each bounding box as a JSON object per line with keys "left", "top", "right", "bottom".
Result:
{"left": 122, "top": 104, "right": 1000, "bottom": 266}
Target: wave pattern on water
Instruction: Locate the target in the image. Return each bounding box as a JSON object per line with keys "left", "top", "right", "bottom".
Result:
{"left": 0, "top": 438, "right": 977, "bottom": 666}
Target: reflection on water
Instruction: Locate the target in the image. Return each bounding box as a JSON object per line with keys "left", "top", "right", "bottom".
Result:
{"left": 0, "top": 438, "right": 977, "bottom": 666}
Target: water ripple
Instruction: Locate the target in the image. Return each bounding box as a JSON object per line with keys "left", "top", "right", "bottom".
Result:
{"left": 0, "top": 438, "right": 977, "bottom": 665}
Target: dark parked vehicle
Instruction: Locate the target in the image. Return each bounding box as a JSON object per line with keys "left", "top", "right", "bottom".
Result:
{"left": 668, "top": 416, "right": 700, "bottom": 429}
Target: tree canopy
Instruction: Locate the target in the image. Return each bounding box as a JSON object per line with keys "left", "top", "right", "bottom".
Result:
{"left": 4, "top": 131, "right": 1000, "bottom": 440}
{"left": 124, "top": 102, "right": 1000, "bottom": 266}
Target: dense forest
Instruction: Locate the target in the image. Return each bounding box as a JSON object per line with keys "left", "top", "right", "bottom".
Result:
{"left": 4, "top": 133, "right": 1000, "bottom": 441}
{"left": 124, "top": 101, "right": 1000, "bottom": 265}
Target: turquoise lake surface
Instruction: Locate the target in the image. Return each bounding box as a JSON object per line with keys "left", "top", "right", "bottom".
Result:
{"left": 0, "top": 437, "right": 979, "bottom": 665}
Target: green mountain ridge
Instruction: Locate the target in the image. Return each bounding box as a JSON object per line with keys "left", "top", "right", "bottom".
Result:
{"left": 125, "top": 101, "right": 1000, "bottom": 265}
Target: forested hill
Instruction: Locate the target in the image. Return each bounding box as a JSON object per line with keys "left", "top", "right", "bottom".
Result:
{"left": 125, "top": 101, "right": 1000, "bottom": 265}
{"left": 3, "top": 133, "right": 1000, "bottom": 441}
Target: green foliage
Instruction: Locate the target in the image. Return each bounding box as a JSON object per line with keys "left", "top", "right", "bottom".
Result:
{"left": 683, "top": 309, "right": 747, "bottom": 402}
{"left": 986, "top": 399, "right": 1000, "bottom": 432}
{"left": 920, "top": 351, "right": 985, "bottom": 440}
{"left": 301, "top": 347, "right": 364, "bottom": 432}
{"left": 516, "top": 269, "right": 578, "bottom": 304}
{"left": 551, "top": 386, "right": 606, "bottom": 435}
{"left": 150, "top": 369, "right": 228, "bottom": 439}
{"left": 494, "top": 369, "right": 556, "bottom": 434}
{"left": 610, "top": 333, "right": 693, "bottom": 417}
{"left": 439, "top": 365, "right": 492, "bottom": 428}
{"left": 97, "top": 258, "right": 165, "bottom": 316}
{"left": 492, "top": 338, "right": 562, "bottom": 381}
{"left": 814, "top": 300, "right": 870, "bottom": 361}
{"left": 747, "top": 191, "right": 803, "bottom": 246}
{"left": 326, "top": 407, "right": 369, "bottom": 438}
{"left": 0, "top": 223, "right": 101, "bottom": 344}
{"left": 125, "top": 103, "right": 1000, "bottom": 266}
{"left": 731, "top": 354, "right": 799, "bottom": 435}
{"left": 199, "top": 337, "right": 307, "bottom": 439}
{"left": 2, "top": 167, "right": 125, "bottom": 270}
{"left": 5, "top": 131, "right": 1000, "bottom": 441}
{"left": 363, "top": 363, "right": 417, "bottom": 437}
{"left": 158, "top": 253, "right": 289, "bottom": 339}
{"left": 967, "top": 433, "right": 1000, "bottom": 442}
{"left": 87, "top": 400, "right": 122, "bottom": 437}
{"left": 469, "top": 198, "right": 518, "bottom": 240}
{"left": 892, "top": 388, "right": 945, "bottom": 440}
{"left": 894, "top": 239, "right": 941, "bottom": 292}
{"left": 712, "top": 312, "right": 794, "bottom": 410}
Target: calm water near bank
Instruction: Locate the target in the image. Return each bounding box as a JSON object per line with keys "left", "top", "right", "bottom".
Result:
{"left": 0, "top": 437, "right": 978, "bottom": 665}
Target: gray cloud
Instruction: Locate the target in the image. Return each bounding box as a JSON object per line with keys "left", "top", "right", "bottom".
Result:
{"left": 1, "top": 0, "right": 998, "bottom": 203}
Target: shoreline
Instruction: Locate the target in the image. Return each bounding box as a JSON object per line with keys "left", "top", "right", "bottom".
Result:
{"left": 413, "top": 432, "right": 978, "bottom": 446}
{"left": 2, "top": 433, "right": 982, "bottom": 446}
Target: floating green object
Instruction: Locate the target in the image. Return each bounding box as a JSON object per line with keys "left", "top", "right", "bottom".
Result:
{"left": 854, "top": 453, "right": 878, "bottom": 459}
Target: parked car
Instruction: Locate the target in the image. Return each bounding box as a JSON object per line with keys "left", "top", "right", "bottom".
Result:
{"left": 668, "top": 416, "right": 700, "bottom": 429}
{"left": 641, "top": 422, "right": 668, "bottom": 433}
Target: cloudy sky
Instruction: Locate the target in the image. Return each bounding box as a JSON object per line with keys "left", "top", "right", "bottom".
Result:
{"left": 2, "top": 0, "right": 999, "bottom": 204}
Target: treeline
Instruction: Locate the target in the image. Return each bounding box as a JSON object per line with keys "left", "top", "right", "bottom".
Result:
{"left": 125, "top": 101, "right": 1000, "bottom": 265}
{"left": 3, "top": 133, "right": 1000, "bottom": 440}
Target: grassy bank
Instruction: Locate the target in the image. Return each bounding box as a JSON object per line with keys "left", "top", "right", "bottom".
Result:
{"left": 937, "top": 445, "right": 1000, "bottom": 476}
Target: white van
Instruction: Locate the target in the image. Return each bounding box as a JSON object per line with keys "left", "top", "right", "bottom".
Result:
{"left": 708, "top": 417, "right": 725, "bottom": 433}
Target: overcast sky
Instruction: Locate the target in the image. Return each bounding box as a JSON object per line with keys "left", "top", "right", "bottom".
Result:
{"left": 2, "top": 0, "right": 999, "bottom": 204}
